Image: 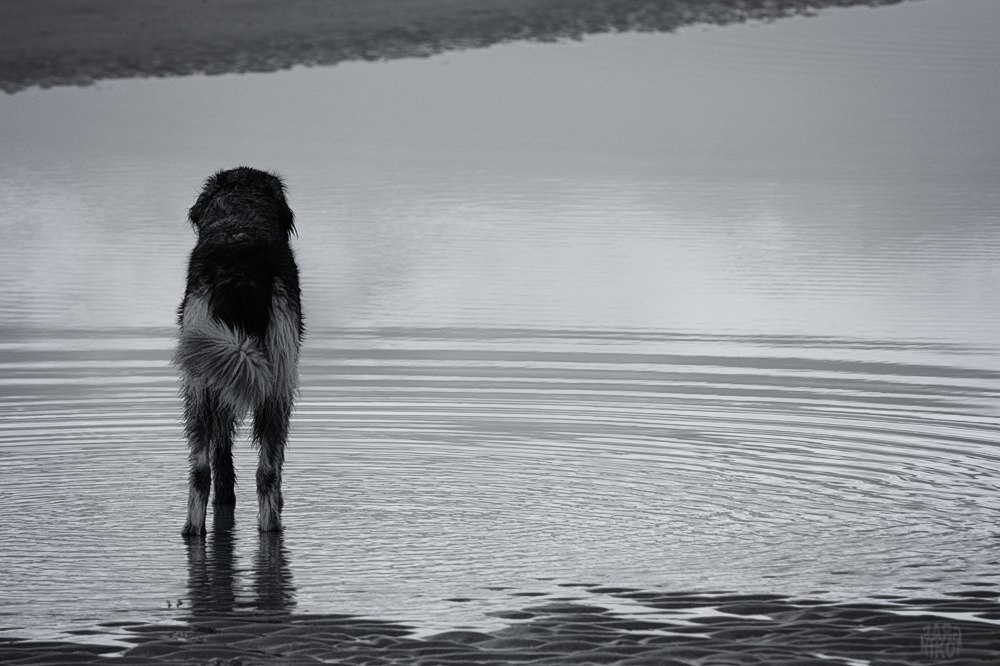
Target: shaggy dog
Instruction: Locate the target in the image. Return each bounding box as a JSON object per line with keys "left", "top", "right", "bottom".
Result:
{"left": 174, "top": 167, "right": 303, "bottom": 536}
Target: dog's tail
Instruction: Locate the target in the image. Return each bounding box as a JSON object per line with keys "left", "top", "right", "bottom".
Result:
{"left": 174, "top": 297, "right": 273, "bottom": 413}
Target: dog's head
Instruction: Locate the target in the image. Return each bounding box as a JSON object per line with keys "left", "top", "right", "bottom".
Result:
{"left": 188, "top": 167, "right": 296, "bottom": 237}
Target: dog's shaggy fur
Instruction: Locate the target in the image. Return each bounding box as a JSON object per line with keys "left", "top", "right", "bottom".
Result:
{"left": 175, "top": 167, "right": 303, "bottom": 536}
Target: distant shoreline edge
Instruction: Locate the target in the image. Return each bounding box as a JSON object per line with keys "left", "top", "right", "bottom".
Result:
{"left": 1, "top": 0, "right": 912, "bottom": 93}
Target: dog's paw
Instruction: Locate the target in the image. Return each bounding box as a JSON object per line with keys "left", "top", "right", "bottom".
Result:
{"left": 181, "top": 522, "right": 207, "bottom": 537}
{"left": 257, "top": 515, "right": 283, "bottom": 533}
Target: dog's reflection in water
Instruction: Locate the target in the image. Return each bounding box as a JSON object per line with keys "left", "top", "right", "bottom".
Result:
{"left": 184, "top": 504, "right": 296, "bottom": 614}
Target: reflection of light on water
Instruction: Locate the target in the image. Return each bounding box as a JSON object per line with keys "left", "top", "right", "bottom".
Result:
{"left": 59, "top": 619, "right": 189, "bottom": 653}
{"left": 398, "top": 590, "right": 767, "bottom": 641}
{"left": 811, "top": 654, "right": 870, "bottom": 666}
{"left": 2, "top": 162, "right": 999, "bottom": 343}
{"left": 564, "top": 592, "right": 774, "bottom": 632}
{"left": 890, "top": 608, "right": 1000, "bottom": 627}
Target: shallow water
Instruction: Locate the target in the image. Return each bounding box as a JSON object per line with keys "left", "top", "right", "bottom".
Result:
{"left": 2, "top": 0, "right": 1000, "bottom": 650}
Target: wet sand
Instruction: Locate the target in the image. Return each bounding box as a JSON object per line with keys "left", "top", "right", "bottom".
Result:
{"left": 3, "top": 590, "right": 997, "bottom": 665}
{"left": 1, "top": 0, "right": 910, "bottom": 93}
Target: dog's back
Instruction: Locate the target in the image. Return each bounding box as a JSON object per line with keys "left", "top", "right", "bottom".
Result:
{"left": 176, "top": 167, "right": 302, "bottom": 535}
{"left": 175, "top": 167, "right": 302, "bottom": 413}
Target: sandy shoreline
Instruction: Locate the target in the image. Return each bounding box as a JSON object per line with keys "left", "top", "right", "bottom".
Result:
{"left": 3, "top": 590, "right": 997, "bottom": 665}
{"left": 1, "top": 0, "right": 911, "bottom": 93}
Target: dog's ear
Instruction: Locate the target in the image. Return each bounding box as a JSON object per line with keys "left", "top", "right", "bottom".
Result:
{"left": 188, "top": 171, "right": 227, "bottom": 232}
{"left": 264, "top": 172, "right": 297, "bottom": 237}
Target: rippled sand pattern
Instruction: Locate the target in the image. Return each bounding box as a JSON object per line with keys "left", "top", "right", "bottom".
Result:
{"left": 4, "top": 594, "right": 1000, "bottom": 664}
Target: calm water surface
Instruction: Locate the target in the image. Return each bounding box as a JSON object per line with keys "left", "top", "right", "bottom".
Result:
{"left": 2, "top": 0, "right": 1000, "bottom": 647}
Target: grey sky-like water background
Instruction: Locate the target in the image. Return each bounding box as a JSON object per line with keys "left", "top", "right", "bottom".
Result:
{"left": 2, "top": 0, "right": 1000, "bottom": 652}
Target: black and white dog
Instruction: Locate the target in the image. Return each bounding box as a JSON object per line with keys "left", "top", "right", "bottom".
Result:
{"left": 174, "top": 167, "right": 303, "bottom": 536}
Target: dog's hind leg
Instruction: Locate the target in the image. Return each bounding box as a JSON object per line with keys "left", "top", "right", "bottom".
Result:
{"left": 253, "top": 398, "right": 290, "bottom": 532}
{"left": 211, "top": 409, "right": 238, "bottom": 505}
{"left": 182, "top": 385, "right": 213, "bottom": 536}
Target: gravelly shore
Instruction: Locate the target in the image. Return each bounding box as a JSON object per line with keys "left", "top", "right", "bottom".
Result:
{"left": 1, "top": 0, "right": 912, "bottom": 93}
{"left": 3, "top": 590, "right": 996, "bottom": 665}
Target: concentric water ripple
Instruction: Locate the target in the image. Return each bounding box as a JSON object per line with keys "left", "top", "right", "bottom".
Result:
{"left": 2, "top": 326, "right": 999, "bottom": 642}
